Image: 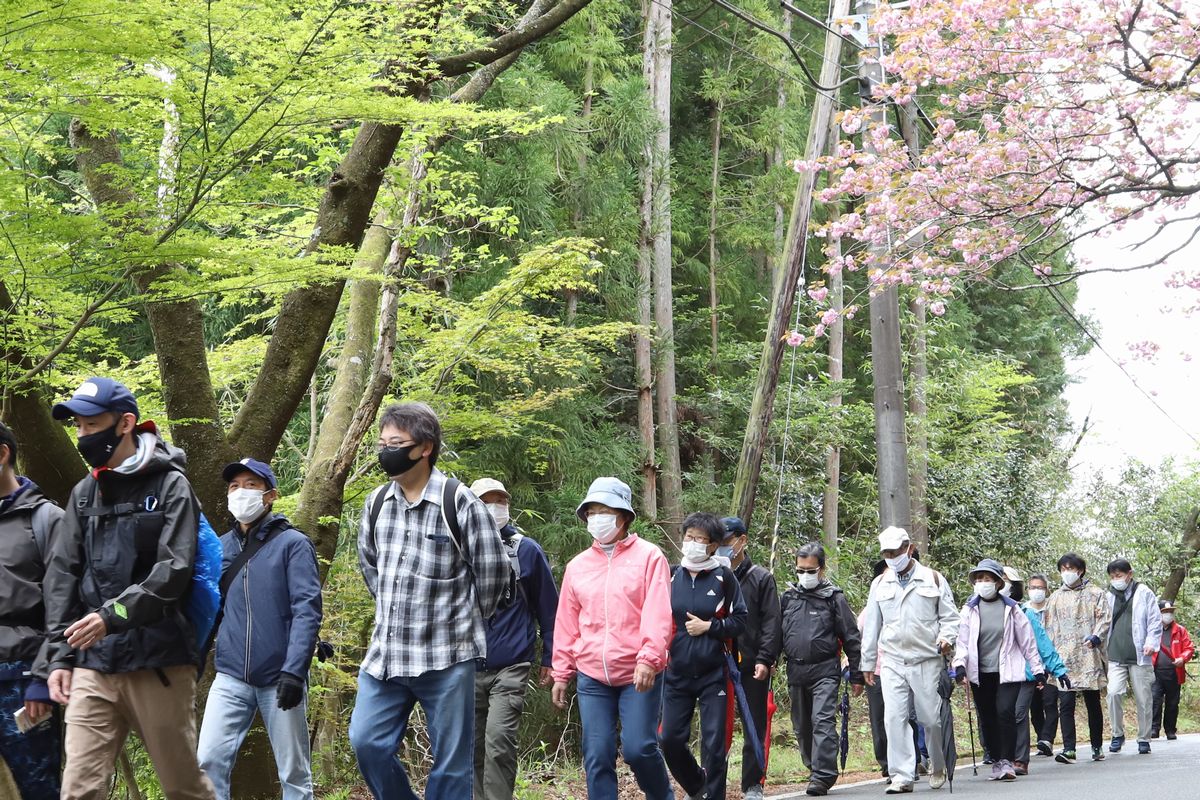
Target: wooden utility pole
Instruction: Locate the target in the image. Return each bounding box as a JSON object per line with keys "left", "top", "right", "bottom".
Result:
{"left": 858, "top": 0, "right": 913, "bottom": 532}
{"left": 731, "top": 0, "right": 853, "bottom": 528}
{"left": 821, "top": 117, "right": 845, "bottom": 563}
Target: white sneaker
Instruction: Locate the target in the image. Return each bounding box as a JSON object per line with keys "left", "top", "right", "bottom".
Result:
{"left": 743, "top": 788, "right": 765, "bottom": 800}
{"left": 929, "top": 771, "right": 947, "bottom": 790}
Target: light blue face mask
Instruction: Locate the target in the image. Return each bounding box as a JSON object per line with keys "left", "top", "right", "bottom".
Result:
{"left": 716, "top": 545, "right": 735, "bottom": 559}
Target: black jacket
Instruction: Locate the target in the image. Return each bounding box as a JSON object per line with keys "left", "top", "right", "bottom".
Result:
{"left": 780, "top": 581, "right": 863, "bottom": 684}
{"left": 733, "top": 555, "right": 783, "bottom": 670}
{"left": 667, "top": 564, "right": 748, "bottom": 678}
{"left": 215, "top": 513, "right": 322, "bottom": 687}
{"left": 36, "top": 428, "right": 201, "bottom": 677}
{"left": 0, "top": 479, "right": 63, "bottom": 663}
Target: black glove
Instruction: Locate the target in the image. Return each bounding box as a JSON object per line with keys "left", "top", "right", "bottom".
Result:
{"left": 1086, "top": 634, "right": 1102, "bottom": 649}
{"left": 955, "top": 665, "right": 966, "bottom": 683}
{"left": 1059, "top": 673, "right": 1072, "bottom": 690}
{"left": 276, "top": 672, "right": 305, "bottom": 711}
{"left": 1034, "top": 672, "right": 1047, "bottom": 687}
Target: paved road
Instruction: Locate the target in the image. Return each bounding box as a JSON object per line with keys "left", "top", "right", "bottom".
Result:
{"left": 773, "top": 734, "right": 1199, "bottom": 798}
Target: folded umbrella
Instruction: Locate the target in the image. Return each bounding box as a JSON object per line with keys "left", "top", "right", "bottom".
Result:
{"left": 839, "top": 669, "right": 851, "bottom": 770}
{"left": 936, "top": 660, "right": 958, "bottom": 793}
{"left": 725, "top": 650, "right": 766, "bottom": 773}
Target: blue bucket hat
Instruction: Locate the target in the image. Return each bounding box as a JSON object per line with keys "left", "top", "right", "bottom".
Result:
{"left": 52, "top": 377, "right": 139, "bottom": 421}
{"left": 221, "top": 457, "right": 277, "bottom": 490}
{"left": 969, "top": 558, "right": 1006, "bottom": 582}
{"left": 575, "top": 476, "right": 636, "bottom": 521}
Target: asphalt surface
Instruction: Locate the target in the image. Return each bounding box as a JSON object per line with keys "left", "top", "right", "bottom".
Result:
{"left": 772, "top": 733, "right": 1199, "bottom": 798}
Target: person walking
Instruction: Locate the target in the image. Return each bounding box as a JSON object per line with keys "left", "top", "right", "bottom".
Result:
{"left": 1103, "top": 558, "right": 1161, "bottom": 755}
{"left": 1001, "top": 567, "right": 1069, "bottom": 776}
{"left": 952, "top": 560, "right": 1045, "bottom": 782}
{"left": 860, "top": 527, "right": 959, "bottom": 794}
{"left": 0, "top": 421, "right": 64, "bottom": 799}
{"left": 719, "top": 516, "right": 781, "bottom": 800}
{"left": 551, "top": 477, "right": 672, "bottom": 800}
{"left": 469, "top": 477, "right": 559, "bottom": 800}
{"left": 1024, "top": 573, "right": 1060, "bottom": 758}
{"left": 348, "top": 403, "right": 511, "bottom": 800}
{"left": 781, "top": 542, "right": 863, "bottom": 797}
{"left": 35, "top": 377, "right": 216, "bottom": 799}
{"left": 197, "top": 458, "right": 323, "bottom": 800}
{"left": 1042, "top": 552, "right": 1110, "bottom": 764}
{"left": 1150, "top": 599, "right": 1193, "bottom": 740}
{"left": 659, "top": 512, "right": 748, "bottom": 800}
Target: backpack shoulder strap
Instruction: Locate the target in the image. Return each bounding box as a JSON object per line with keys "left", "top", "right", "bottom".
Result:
{"left": 30, "top": 501, "right": 55, "bottom": 562}
{"left": 441, "top": 477, "right": 464, "bottom": 552}
{"left": 367, "top": 484, "right": 390, "bottom": 549}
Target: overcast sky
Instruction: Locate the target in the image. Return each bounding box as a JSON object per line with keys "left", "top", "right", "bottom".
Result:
{"left": 1061, "top": 218, "right": 1200, "bottom": 479}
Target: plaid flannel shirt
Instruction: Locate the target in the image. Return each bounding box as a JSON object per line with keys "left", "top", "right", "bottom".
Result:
{"left": 357, "top": 469, "right": 509, "bottom": 679}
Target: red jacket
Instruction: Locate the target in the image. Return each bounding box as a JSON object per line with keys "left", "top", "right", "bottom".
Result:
{"left": 1152, "top": 622, "right": 1195, "bottom": 684}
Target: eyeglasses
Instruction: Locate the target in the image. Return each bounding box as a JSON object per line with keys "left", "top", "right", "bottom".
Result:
{"left": 376, "top": 440, "right": 416, "bottom": 452}
{"left": 796, "top": 567, "right": 820, "bottom": 575}
{"left": 682, "top": 533, "right": 712, "bottom": 543}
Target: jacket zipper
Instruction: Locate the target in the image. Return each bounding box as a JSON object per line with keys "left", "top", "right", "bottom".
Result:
{"left": 243, "top": 539, "right": 253, "bottom": 684}
{"left": 601, "top": 547, "right": 614, "bottom": 684}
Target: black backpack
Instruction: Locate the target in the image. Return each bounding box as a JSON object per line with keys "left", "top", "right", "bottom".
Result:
{"left": 366, "top": 477, "right": 519, "bottom": 617}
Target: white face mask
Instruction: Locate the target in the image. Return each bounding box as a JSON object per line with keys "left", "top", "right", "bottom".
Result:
{"left": 1029, "top": 588, "right": 1047, "bottom": 604}
{"left": 1110, "top": 577, "right": 1129, "bottom": 591}
{"left": 485, "top": 502, "right": 510, "bottom": 529}
{"left": 975, "top": 581, "right": 999, "bottom": 600}
{"left": 797, "top": 572, "right": 820, "bottom": 590}
{"left": 587, "top": 513, "right": 620, "bottom": 544}
{"left": 1060, "top": 570, "right": 1080, "bottom": 588}
{"left": 228, "top": 487, "right": 267, "bottom": 525}
{"left": 1000, "top": 582, "right": 1012, "bottom": 598}
{"left": 681, "top": 541, "right": 710, "bottom": 564}
{"left": 1163, "top": 613, "right": 1175, "bottom": 626}
{"left": 884, "top": 551, "right": 911, "bottom": 574}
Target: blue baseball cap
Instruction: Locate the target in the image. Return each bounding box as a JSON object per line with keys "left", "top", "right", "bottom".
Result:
{"left": 722, "top": 516, "right": 747, "bottom": 537}
{"left": 52, "top": 377, "right": 140, "bottom": 421}
{"left": 221, "top": 457, "right": 277, "bottom": 489}
{"left": 575, "top": 476, "right": 636, "bottom": 521}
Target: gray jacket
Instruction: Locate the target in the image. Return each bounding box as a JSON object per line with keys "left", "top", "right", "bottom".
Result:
{"left": 861, "top": 561, "right": 959, "bottom": 669}
{"left": 0, "top": 479, "right": 63, "bottom": 663}
{"left": 1106, "top": 582, "right": 1162, "bottom": 668}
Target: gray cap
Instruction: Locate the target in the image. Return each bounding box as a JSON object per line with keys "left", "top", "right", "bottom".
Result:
{"left": 575, "top": 476, "right": 636, "bottom": 521}
{"left": 969, "top": 558, "right": 1006, "bottom": 582}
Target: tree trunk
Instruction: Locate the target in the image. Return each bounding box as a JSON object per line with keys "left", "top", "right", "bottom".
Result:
{"left": 859, "top": 0, "right": 912, "bottom": 531}
{"left": 769, "top": 8, "right": 792, "bottom": 277}
{"left": 1161, "top": 508, "right": 1200, "bottom": 604}
{"left": 821, "top": 120, "right": 845, "bottom": 565}
{"left": 634, "top": 3, "right": 659, "bottom": 522}
{"left": 643, "top": 0, "right": 682, "bottom": 535}
{"left": 707, "top": 97, "right": 723, "bottom": 372}
{"left": 731, "top": 0, "right": 851, "bottom": 527}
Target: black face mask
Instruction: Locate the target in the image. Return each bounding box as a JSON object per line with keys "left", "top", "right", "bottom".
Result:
{"left": 77, "top": 422, "right": 123, "bottom": 469}
{"left": 377, "top": 445, "right": 424, "bottom": 477}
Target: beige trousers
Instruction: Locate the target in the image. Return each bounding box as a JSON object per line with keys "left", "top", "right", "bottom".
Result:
{"left": 62, "top": 666, "right": 216, "bottom": 800}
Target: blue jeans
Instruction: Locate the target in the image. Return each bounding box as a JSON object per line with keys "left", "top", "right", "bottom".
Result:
{"left": 349, "top": 660, "right": 475, "bottom": 800}
{"left": 576, "top": 672, "right": 672, "bottom": 800}
{"left": 197, "top": 672, "right": 313, "bottom": 800}
{"left": 0, "top": 668, "right": 60, "bottom": 800}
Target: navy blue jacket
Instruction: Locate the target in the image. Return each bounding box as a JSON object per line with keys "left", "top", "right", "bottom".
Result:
{"left": 214, "top": 513, "right": 322, "bottom": 687}
{"left": 483, "top": 525, "right": 558, "bottom": 670}
{"left": 667, "top": 564, "right": 748, "bottom": 678}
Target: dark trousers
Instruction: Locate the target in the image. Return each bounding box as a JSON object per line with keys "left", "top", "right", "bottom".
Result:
{"left": 970, "top": 673, "right": 1021, "bottom": 763}
{"left": 789, "top": 675, "right": 841, "bottom": 788}
{"left": 738, "top": 666, "right": 769, "bottom": 791}
{"left": 1059, "top": 688, "right": 1104, "bottom": 751}
{"left": 1013, "top": 681, "right": 1034, "bottom": 763}
{"left": 1151, "top": 670, "right": 1181, "bottom": 735}
{"left": 0, "top": 673, "right": 61, "bottom": 800}
{"left": 660, "top": 667, "right": 728, "bottom": 800}
{"left": 1029, "top": 682, "right": 1059, "bottom": 746}
{"left": 865, "top": 675, "right": 924, "bottom": 774}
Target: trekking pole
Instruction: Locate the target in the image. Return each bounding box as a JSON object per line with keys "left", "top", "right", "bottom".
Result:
{"left": 964, "top": 684, "right": 978, "bottom": 776}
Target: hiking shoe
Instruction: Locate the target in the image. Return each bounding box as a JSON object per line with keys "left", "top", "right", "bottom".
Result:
{"left": 917, "top": 758, "right": 930, "bottom": 775}
{"left": 885, "top": 783, "right": 913, "bottom": 794}
{"left": 1167, "top": 732, "right": 1178, "bottom": 741}
{"left": 1055, "top": 749, "right": 1077, "bottom": 764}
{"left": 743, "top": 788, "right": 764, "bottom": 800}
{"left": 1109, "top": 735, "right": 1124, "bottom": 752}
{"left": 1150, "top": 730, "right": 1160, "bottom": 739}
{"left": 929, "top": 771, "right": 947, "bottom": 790}
{"left": 1092, "top": 746, "right": 1105, "bottom": 761}
{"left": 989, "top": 761, "right": 1004, "bottom": 781}
{"left": 1138, "top": 741, "right": 1151, "bottom": 754}
{"left": 806, "top": 781, "right": 831, "bottom": 797}
{"left": 1036, "top": 740, "right": 1054, "bottom": 757}
{"left": 1014, "top": 760, "right": 1028, "bottom": 776}
{"left": 982, "top": 754, "right": 995, "bottom": 765}
{"left": 999, "top": 760, "right": 1017, "bottom": 781}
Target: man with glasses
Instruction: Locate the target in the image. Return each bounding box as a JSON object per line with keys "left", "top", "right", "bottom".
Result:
{"left": 348, "top": 403, "right": 510, "bottom": 800}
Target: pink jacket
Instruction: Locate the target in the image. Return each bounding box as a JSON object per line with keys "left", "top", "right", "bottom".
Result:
{"left": 953, "top": 595, "right": 1044, "bottom": 685}
{"left": 551, "top": 533, "right": 673, "bottom": 686}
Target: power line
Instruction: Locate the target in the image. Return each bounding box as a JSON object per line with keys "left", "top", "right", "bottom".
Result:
{"left": 1040, "top": 279, "right": 1200, "bottom": 448}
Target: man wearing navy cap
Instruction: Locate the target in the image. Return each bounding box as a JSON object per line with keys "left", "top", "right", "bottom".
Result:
{"left": 197, "top": 457, "right": 322, "bottom": 800}
{"left": 33, "top": 377, "right": 216, "bottom": 799}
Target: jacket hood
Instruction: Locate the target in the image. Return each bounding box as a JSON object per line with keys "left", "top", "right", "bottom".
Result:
{"left": 92, "top": 422, "right": 187, "bottom": 480}
{"left": 0, "top": 477, "right": 52, "bottom": 517}
{"left": 966, "top": 593, "right": 1019, "bottom": 611}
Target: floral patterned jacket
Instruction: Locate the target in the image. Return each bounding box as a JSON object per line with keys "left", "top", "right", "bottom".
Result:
{"left": 1043, "top": 579, "right": 1111, "bottom": 691}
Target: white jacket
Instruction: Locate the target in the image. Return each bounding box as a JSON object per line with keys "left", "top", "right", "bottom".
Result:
{"left": 1106, "top": 582, "right": 1162, "bottom": 667}
{"left": 861, "top": 561, "right": 960, "bottom": 669}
